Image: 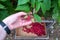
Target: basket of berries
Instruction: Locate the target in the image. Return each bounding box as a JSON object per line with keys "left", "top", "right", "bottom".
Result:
{"left": 14, "top": 14, "right": 50, "bottom": 40}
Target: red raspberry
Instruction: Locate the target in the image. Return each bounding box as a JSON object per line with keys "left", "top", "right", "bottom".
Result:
{"left": 25, "top": 16, "right": 31, "bottom": 21}
{"left": 23, "top": 22, "right": 46, "bottom": 36}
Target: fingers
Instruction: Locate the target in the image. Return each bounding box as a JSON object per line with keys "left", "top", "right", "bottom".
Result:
{"left": 11, "top": 20, "right": 32, "bottom": 30}
{"left": 21, "top": 21, "right": 32, "bottom": 26}
{"left": 14, "top": 12, "right": 27, "bottom": 17}
{"left": 13, "top": 12, "right": 33, "bottom": 18}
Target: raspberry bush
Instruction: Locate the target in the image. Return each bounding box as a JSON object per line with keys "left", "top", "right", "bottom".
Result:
{"left": 0, "top": 0, "right": 60, "bottom": 22}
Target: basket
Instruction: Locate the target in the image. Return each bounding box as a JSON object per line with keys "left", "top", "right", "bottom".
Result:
{"left": 14, "top": 19, "right": 56, "bottom": 40}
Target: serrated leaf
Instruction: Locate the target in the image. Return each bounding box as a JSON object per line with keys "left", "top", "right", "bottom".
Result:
{"left": 18, "top": 0, "right": 29, "bottom": 5}
{"left": 15, "top": 4, "right": 30, "bottom": 12}
{"left": 35, "top": 2, "right": 41, "bottom": 13}
{"left": 31, "top": 0, "right": 35, "bottom": 8}
{"left": 0, "top": 4, "right": 5, "bottom": 9}
{"left": 33, "top": 14, "right": 42, "bottom": 22}
{"left": 0, "top": 0, "right": 7, "bottom": 2}
{"left": 41, "top": 3, "right": 46, "bottom": 14}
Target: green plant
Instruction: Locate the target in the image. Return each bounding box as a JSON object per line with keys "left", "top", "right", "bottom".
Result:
{"left": 0, "top": 0, "right": 60, "bottom": 22}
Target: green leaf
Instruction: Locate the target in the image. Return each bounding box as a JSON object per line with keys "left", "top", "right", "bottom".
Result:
{"left": 52, "top": 12, "right": 59, "bottom": 20}
{"left": 40, "top": 0, "right": 51, "bottom": 14}
{"left": 33, "top": 14, "right": 42, "bottom": 22}
{"left": 0, "top": 4, "right": 5, "bottom": 9}
{"left": 0, "top": 0, "right": 7, "bottom": 2}
{"left": 38, "top": 0, "right": 43, "bottom": 2}
{"left": 35, "top": 2, "right": 41, "bottom": 13}
{"left": 4, "top": 0, "right": 14, "bottom": 14}
{"left": 52, "top": 6, "right": 58, "bottom": 19}
{"left": 53, "top": 6, "right": 58, "bottom": 14}
{"left": 52, "top": 5, "right": 60, "bottom": 22}
{"left": 0, "top": 10, "right": 9, "bottom": 20}
{"left": 43, "top": 0, "right": 51, "bottom": 10}
{"left": 40, "top": 3, "right": 46, "bottom": 14}
{"left": 57, "top": 14, "right": 60, "bottom": 22}
{"left": 31, "top": 0, "right": 35, "bottom": 8}
{"left": 15, "top": 4, "right": 30, "bottom": 12}
{"left": 58, "top": 0, "right": 60, "bottom": 7}
{"left": 18, "top": 0, "right": 29, "bottom": 5}
{"left": 52, "top": 6, "right": 59, "bottom": 22}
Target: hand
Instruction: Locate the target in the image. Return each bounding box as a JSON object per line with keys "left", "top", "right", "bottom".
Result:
{"left": 2, "top": 12, "right": 32, "bottom": 30}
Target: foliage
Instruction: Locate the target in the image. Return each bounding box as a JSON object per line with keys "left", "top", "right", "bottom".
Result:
{"left": 0, "top": 0, "right": 60, "bottom": 22}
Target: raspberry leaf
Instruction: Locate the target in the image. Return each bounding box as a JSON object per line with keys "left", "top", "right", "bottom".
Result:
{"left": 31, "top": 0, "right": 35, "bottom": 8}
{"left": 35, "top": 1, "right": 41, "bottom": 13}
{"left": 15, "top": 4, "right": 30, "bottom": 12}
{"left": 33, "top": 14, "right": 42, "bottom": 22}
{"left": 0, "top": 4, "right": 5, "bottom": 9}
{"left": 18, "top": 0, "right": 29, "bottom": 5}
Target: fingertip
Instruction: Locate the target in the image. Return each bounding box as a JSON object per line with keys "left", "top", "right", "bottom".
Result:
{"left": 26, "top": 21, "right": 32, "bottom": 25}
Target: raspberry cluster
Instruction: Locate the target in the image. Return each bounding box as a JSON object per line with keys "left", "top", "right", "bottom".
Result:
{"left": 23, "top": 22, "right": 46, "bottom": 36}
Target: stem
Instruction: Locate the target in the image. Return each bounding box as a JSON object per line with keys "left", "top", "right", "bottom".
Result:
{"left": 33, "top": 8, "right": 35, "bottom": 14}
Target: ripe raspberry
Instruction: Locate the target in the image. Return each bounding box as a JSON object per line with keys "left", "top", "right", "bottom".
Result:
{"left": 23, "top": 22, "right": 46, "bottom": 36}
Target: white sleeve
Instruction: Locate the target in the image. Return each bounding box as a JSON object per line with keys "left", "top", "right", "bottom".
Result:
{"left": 0, "top": 25, "right": 7, "bottom": 40}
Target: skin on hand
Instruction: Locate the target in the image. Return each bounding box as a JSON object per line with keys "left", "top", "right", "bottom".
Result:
{"left": 0, "top": 12, "right": 32, "bottom": 40}
{"left": 2, "top": 12, "right": 32, "bottom": 30}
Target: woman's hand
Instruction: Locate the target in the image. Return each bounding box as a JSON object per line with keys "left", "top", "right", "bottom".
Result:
{"left": 2, "top": 12, "right": 32, "bottom": 30}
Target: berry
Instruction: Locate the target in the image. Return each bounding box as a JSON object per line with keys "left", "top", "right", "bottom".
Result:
{"left": 23, "top": 22, "right": 46, "bottom": 36}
